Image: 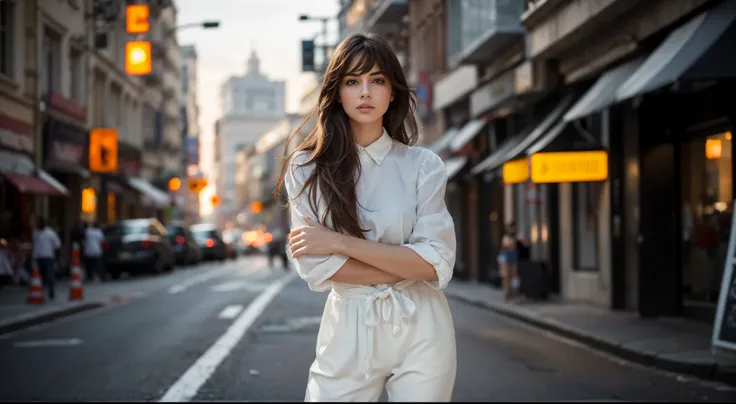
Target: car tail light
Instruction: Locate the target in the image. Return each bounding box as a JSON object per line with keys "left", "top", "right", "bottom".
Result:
{"left": 142, "top": 240, "right": 152, "bottom": 248}
{"left": 176, "top": 235, "right": 185, "bottom": 244}
{"left": 205, "top": 238, "right": 214, "bottom": 247}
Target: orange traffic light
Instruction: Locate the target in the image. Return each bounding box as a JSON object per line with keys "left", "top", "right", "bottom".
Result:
{"left": 211, "top": 195, "right": 221, "bottom": 207}
{"left": 126, "top": 5, "right": 150, "bottom": 34}
{"left": 125, "top": 41, "right": 152, "bottom": 75}
{"left": 168, "top": 177, "right": 181, "bottom": 192}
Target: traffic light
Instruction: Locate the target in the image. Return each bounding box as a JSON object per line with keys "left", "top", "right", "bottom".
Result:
{"left": 89, "top": 128, "right": 118, "bottom": 173}
{"left": 126, "top": 41, "right": 152, "bottom": 75}
{"left": 168, "top": 177, "right": 181, "bottom": 192}
{"left": 301, "top": 40, "right": 315, "bottom": 72}
{"left": 126, "top": 5, "right": 150, "bottom": 34}
{"left": 211, "top": 195, "right": 221, "bottom": 207}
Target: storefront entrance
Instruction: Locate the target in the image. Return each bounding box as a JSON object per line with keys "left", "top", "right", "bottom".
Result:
{"left": 680, "top": 128, "right": 733, "bottom": 321}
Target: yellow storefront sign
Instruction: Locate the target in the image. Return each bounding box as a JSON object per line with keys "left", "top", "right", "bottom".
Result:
{"left": 530, "top": 150, "right": 608, "bottom": 183}
{"left": 502, "top": 158, "right": 529, "bottom": 184}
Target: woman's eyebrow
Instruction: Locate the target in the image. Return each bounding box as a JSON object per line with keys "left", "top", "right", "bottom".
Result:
{"left": 344, "top": 71, "right": 387, "bottom": 77}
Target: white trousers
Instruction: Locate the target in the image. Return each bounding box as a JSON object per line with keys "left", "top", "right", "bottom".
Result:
{"left": 305, "top": 281, "right": 457, "bottom": 402}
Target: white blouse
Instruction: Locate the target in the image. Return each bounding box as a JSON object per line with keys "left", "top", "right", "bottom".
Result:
{"left": 284, "top": 127, "right": 456, "bottom": 292}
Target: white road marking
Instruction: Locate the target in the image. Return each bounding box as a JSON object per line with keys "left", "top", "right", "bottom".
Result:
{"left": 14, "top": 338, "right": 82, "bottom": 348}
{"left": 218, "top": 305, "right": 243, "bottom": 320}
{"left": 211, "top": 281, "right": 269, "bottom": 293}
{"left": 159, "top": 272, "right": 296, "bottom": 402}
{"left": 169, "top": 268, "right": 232, "bottom": 294}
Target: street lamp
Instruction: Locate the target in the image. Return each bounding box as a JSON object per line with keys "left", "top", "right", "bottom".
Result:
{"left": 168, "top": 20, "right": 221, "bottom": 35}
{"left": 298, "top": 15, "right": 331, "bottom": 69}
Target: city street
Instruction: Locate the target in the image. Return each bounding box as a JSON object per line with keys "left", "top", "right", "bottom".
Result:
{"left": 0, "top": 256, "right": 735, "bottom": 402}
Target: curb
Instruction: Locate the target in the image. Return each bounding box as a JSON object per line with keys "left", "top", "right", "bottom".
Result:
{"left": 0, "top": 301, "right": 106, "bottom": 336}
{"left": 446, "top": 292, "right": 736, "bottom": 387}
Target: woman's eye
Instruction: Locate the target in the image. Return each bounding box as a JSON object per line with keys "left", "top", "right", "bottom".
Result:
{"left": 373, "top": 78, "right": 385, "bottom": 84}
{"left": 346, "top": 79, "right": 358, "bottom": 85}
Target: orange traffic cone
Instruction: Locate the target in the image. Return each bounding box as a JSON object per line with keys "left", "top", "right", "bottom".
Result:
{"left": 68, "top": 243, "right": 84, "bottom": 301}
{"left": 27, "top": 263, "right": 45, "bottom": 304}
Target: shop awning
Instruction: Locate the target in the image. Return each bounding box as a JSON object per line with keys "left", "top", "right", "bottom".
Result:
{"left": 38, "top": 170, "right": 69, "bottom": 196}
{"left": 616, "top": 0, "right": 736, "bottom": 102}
{"left": 4, "top": 173, "right": 68, "bottom": 197}
{"left": 127, "top": 177, "right": 171, "bottom": 208}
{"left": 444, "top": 156, "right": 467, "bottom": 180}
{"left": 428, "top": 127, "right": 460, "bottom": 154}
{"left": 449, "top": 117, "right": 489, "bottom": 153}
{"left": 471, "top": 94, "right": 577, "bottom": 175}
{"left": 564, "top": 56, "right": 646, "bottom": 121}
{"left": 469, "top": 132, "right": 526, "bottom": 175}
{"left": 525, "top": 120, "right": 569, "bottom": 156}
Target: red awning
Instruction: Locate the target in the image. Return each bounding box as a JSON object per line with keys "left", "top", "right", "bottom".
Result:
{"left": 3, "top": 173, "right": 67, "bottom": 197}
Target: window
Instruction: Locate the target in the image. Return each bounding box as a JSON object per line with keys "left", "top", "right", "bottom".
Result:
{"left": 0, "top": 0, "right": 14, "bottom": 77}
{"left": 69, "top": 49, "right": 83, "bottom": 102}
{"left": 681, "top": 131, "right": 733, "bottom": 303}
{"left": 42, "top": 28, "right": 62, "bottom": 94}
{"left": 572, "top": 182, "right": 600, "bottom": 271}
{"left": 571, "top": 113, "right": 604, "bottom": 271}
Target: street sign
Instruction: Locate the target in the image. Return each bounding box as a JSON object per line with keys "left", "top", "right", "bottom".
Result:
{"left": 126, "top": 5, "right": 150, "bottom": 34}
{"left": 125, "top": 41, "right": 152, "bottom": 75}
{"left": 712, "top": 200, "right": 736, "bottom": 354}
{"left": 301, "top": 40, "right": 315, "bottom": 72}
{"left": 89, "top": 128, "right": 118, "bottom": 173}
{"left": 187, "top": 178, "right": 207, "bottom": 193}
{"left": 502, "top": 158, "right": 529, "bottom": 184}
{"left": 529, "top": 150, "right": 608, "bottom": 184}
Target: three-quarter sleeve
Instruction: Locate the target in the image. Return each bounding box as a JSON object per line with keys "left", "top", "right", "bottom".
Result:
{"left": 284, "top": 153, "right": 349, "bottom": 292}
{"left": 402, "top": 150, "right": 457, "bottom": 290}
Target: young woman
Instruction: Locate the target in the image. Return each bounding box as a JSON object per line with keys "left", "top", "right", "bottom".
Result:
{"left": 276, "top": 33, "right": 457, "bottom": 402}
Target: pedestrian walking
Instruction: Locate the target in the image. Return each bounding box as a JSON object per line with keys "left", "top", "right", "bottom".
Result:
{"left": 498, "top": 221, "right": 527, "bottom": 302}
{"left": 84, "top": 222, "right": 105, "bottom": 282}
{"left": 31, "top": 216, "right": 61, "bottom": 300}
{"left": 278, "top": 33, "right": 457, "bottom": 402}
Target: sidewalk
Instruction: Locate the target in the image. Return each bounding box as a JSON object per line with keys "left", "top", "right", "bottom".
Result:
{"left": 0, "top": 280, "right": 140, "bottom": 336}
{"left": 444, "top": 280, "right": 736, "bottom": 386}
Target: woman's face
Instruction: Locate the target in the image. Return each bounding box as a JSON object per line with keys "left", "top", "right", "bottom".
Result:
{"left": 338, "top": 61, "right": 393, "bottom": 126}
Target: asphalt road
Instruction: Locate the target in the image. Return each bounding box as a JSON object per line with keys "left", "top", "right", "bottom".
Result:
{"left": 1, "top": 257, "right": 735, "bottom": 402}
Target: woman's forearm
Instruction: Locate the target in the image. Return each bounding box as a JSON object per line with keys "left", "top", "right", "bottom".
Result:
{"left": 328, "top": 258, "right": 405, "bottom": 285}
{"left": 335, "top": 235, "right": 438, "bottom": 281}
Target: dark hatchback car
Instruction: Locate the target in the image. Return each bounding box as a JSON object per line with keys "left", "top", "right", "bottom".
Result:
{"left": 166, "top": 222, "right": 202, "bottom": 266}
{"left": 102, "top": 218, "right": 175, "bottom": 278}
{"left": 190, "top": 224, "right": 228, "bottom": 261}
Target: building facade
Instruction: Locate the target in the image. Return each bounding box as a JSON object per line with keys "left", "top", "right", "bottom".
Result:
{"left": 399, "top": 0, "right": 736, "bottom": 333}
{"left": 215, "top": 50, "right": 285, "bottom": 227}
{"left": 180, "top": 44, "right": 201, "bottom": 224}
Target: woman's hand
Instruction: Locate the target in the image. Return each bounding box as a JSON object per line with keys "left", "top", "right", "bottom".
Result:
{"left": 288, "top": 217, "right": 343, "bottom": 258}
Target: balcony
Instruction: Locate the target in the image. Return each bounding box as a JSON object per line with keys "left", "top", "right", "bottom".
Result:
{"left": 365, "top": 0, "right": 408, "bottom": 34}
{"left": 143, "top": 58, "right": 164, "bottom": 86}
{"left": 341, "top": 0, "right": 407, "bottom": 37}
{"left": 446, "top": 0, "right": 525, "bottom": 68}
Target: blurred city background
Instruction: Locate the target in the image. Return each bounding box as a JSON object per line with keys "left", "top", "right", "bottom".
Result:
{"left": 1, "top": 0, "right": 736, "bottom": 401}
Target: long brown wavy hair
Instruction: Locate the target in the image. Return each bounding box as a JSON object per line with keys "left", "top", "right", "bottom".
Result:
{"left": 274, "top": 33, "right": 418, "bottom": 239}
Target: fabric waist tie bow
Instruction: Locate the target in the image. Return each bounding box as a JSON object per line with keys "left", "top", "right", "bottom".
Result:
{"left": 332, "top": 283, "right": 417, "bottom": 379}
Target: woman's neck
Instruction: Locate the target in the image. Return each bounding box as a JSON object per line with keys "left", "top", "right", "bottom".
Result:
{"left": 350, "top": 120, "right": 384, "bottom": 147}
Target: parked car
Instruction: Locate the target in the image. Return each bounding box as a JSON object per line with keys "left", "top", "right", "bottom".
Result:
{"left": 190, "top": 224, "right": 228, "bottom": 262}
{"left": 165, "top": 222, "right": 202, "bottom": 266}
{"left": 102, "top": 218, "right": 175, "bottom": 279}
